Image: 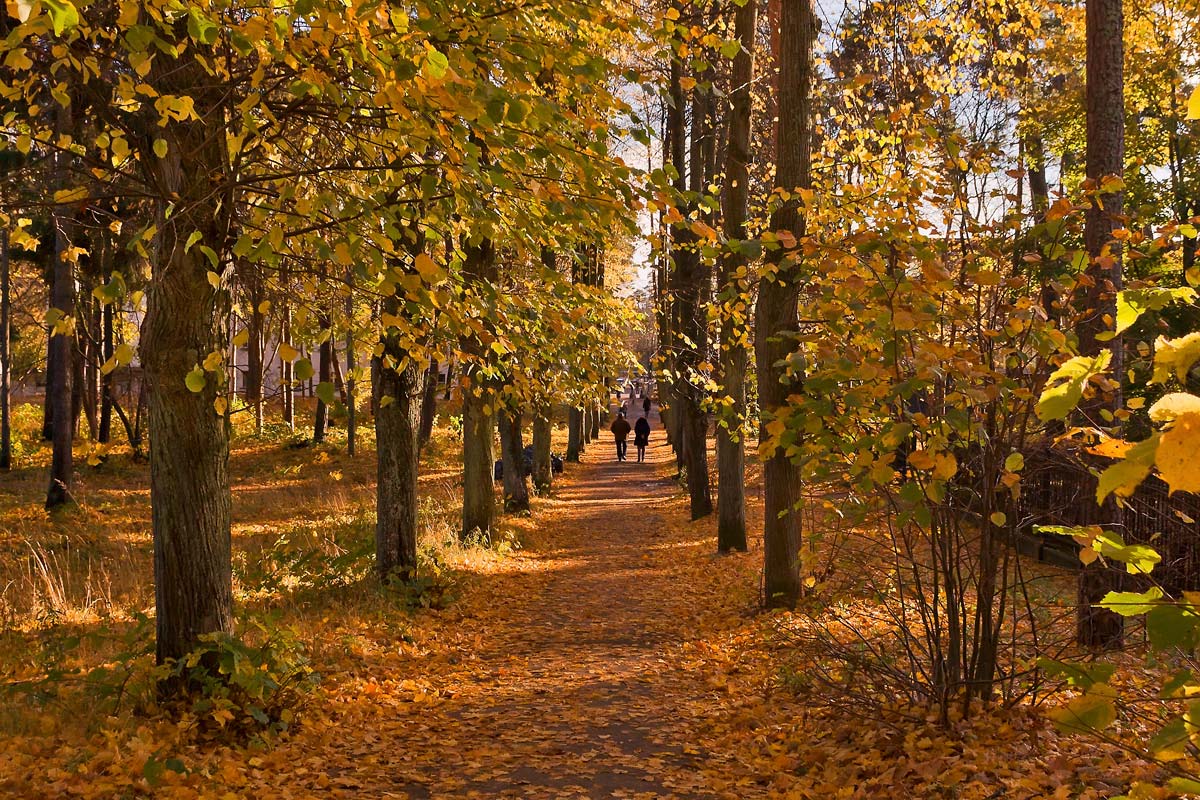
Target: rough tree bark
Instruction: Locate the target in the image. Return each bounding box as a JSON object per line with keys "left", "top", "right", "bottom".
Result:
{"left": 418, "top": 357, "right": 439, "bottom": 449}
{"left": 46, "top": 102, "right": 75, "bottom": 509}
{"left": 1076, "top": 0, "right": 1126, "bottom": 650}
{"left": 499, "top": 406, "right": 530, "bottom": 513}
{"left": 716, "top": 0, "right": 757, "bottom": 552}
{"left": 1, "top": 226, "right": 9, "bottom": 470}
{"left": 141, "top": 42, "right": 235, "bottom": 664}
{"left": 374, "top": 293, "right": 421, "bottom": 583}
{"left": 567, "top": 406, "right": 584, "bottom": 461}
{"left": 532, "top": 405, "right": 553, "bottom": 492}
{"left": 754, "top": 0, "right": 813, "bottom": 609}
{"left": 460, "top": 237, "right": 497, "bottom": 541}
{"left": 313, "top": 306, "right": 332, "bottom": 442}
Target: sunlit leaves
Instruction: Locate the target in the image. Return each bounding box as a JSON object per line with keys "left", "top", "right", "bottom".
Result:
{"left": 1036, "top": 352, "right": 1112, "bottom": 422}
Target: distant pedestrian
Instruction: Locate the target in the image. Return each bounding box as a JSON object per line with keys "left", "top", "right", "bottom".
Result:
{"left": 642, "top": 395, "right": 651, "bottom": 415}
{"left": 634, "top": 414, "right": 651, "bottom": 462}
{"left": 610, "top": 410, "right": 632, "bottom": 462}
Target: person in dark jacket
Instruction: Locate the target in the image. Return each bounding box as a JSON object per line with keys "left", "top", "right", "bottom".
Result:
{"left": 610, "top": 410, "right": 632, "bottom": 462}
{"left": 634, "top": 414, "right": 651, "bottom": 462}
{"left": 642, "top": 394, "right": 652, "bottom": 415}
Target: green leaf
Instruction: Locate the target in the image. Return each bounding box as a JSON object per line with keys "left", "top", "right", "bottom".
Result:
{"left": 1116, "top": 287, "right": 1198, "bottom": 334}
{"left": 1096, "top": 434, "right": 1158, "bottom": 503}
{"left": 187, "top": 8, "right": 219, "bottom": 44}
{"left": 423, "top": 47, "right": 449, "bottom": 80}
{"left": 1148, "top": 717, "right": 1189, "bottom": 759}
{"left": 185, "top": 366, "right": 206, "bottom": 393}
{"left": 185, "top": 231, "right": 203, "bottom": 252}
{"left": 719, "top": 39, "right": 741, "bottom": 59}
{"left": 1097, "top": 587, "right": 1163, "bottom": 616}
{"left": 1148, "top": 604, "right": 1200, "bottom": 650}
{"left": 153, "top": 139, "right": 168, "bottom": 158}
{"left": 1036, "top": 352, "right": 1112, "bottom": 422}
{"left": 1004, "top": 452, "right": 1024, "bottom": 473}
{"left": 1038, "top": 657, "right": 1115, "bottom": 689}
{"left": 1049, "top": 684, "right": 1117, "bottom": 733}
{"left": 42, "top": 0, "right": 79, "bottom": 35}
{"left": 293, "top": 358, "right": 314, "bottom": 382}
{"left": 315, "top": 381, "right": 336, "bottom": 405}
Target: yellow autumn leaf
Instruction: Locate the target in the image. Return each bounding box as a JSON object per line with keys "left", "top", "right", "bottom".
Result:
{"left": 1157, "top": 412, "right": 1200, "bottom": 495}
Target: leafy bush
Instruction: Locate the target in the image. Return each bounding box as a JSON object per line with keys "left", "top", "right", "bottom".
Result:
{"left": 163, "top": 616, "right": 319, "bottom": 739}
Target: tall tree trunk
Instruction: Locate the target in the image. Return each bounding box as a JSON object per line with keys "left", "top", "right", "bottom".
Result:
{"left": 98, "top": 304, "right": 113, "bottom": 444}
{"left": 754, "top": 0, "right": 813, "bottom": 609}
{"left": 281, "top": 304, "right": 294, "bottom": 431}
{"left": 1076, "top": 0, "right": 1125, "bottom": 649}
{"left": 443, "top": 356, "right": 454, "bottom": 401}
{"left": 460, "top": 238, "right": 497, "bottom": 541}
{"left": 46, "top": 102, "right": 75, "bottom": 509}
{"left": 245, "top": 276, "right": 265, "bottom": 436}
{"left": 313, "top": 308, "right": 332, "bottom": 442}
{"left": 82, "top": 293, "right": 100, "bottom": 440}
{"left": 532, "top": 406, "right": 553, "bottom": 492}
{"left": 419, "top": 357, "right": 439, "bottom": 449}
{"left": 716, "top": 0, "right": 756, "bottom": 551}
{"left": 680, "top": 86, "right": 714, "bottom": 521}
{"left": 589, "top": 402, "right": 600, "bottom": 442}
{"left": 0, "top": 226, "right": 9, "bottom": 470}
{"left": 142, "top": 42, "right": 235, "bottom": 664}
{"left": 345, "top": 290, "right": 356, "bottom": 457}
{"left": 374, "top": 297, "right": 421, "bottom": 583}
{"left": 567, "top": 406, "right": 584, "bottom": 461}
{"left": 499, "top": 406, "right": 530, "bottom": 513}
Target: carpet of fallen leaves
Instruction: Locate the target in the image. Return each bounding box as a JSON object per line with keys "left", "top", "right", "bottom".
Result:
{"left": 0, "top": 404, "right": 1183, "bottom": 798}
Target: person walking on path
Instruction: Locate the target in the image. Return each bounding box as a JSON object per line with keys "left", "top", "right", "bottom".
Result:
{"left": 634, "top": 414, "right": 651, "bottom": 463}
{"left": 642, "top": 394, "right": 652, "bottom": 416}
{"left": 610, "top": 410, "right": 632, "bottom": 462}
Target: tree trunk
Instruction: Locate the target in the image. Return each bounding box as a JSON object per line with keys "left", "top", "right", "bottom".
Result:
{"left": 98, "top": 304, "right": 113, "bottom": 444}
{"left": 755, "top": 0, "right": 814, "bottom": 609}
{"left": 419, "top": 357, "right": 439, "bottom": 449}
{"left": 141, "top": 42, "right": 235, "bottom": 664}
{"left": 281, "top": 305, "right": 294, "bottom": 431}
{"left": 46, "top": 101, "right": 75, "bottom": 509}
{"left": 589, "top": 402, "right": 600, "bottom": 441}
{"left": 0, "top": 226, "right": 9, "bottom": 470}
{"left": 245, "top": 276, "right": 264, "bottom": 436}
{"left": 443, "top": 356, "right": 454, "bottom": 401}
{"left": 82, "top": 292, "right": 100, "bottom": 440}
{"left": 715, "top": 0, "right": 756, "bottom": 551}
{"left": 567, "top": 406, "right": 583, "bottom": 461}
{"left": 313, "top": 309, "right": 332, "bottom": 442}
{"left": 374, "top": 311, "right": 421, "bottom": 583}
{"left": 1077, "top": 0, "right": 1125, "bottom": 649}
{"left": 499, "top": 406, "right": 530, "bottom": 513}
{"left": 532, "top": 408, "right": 553, "bottom": 492}
{"left": 345, "top": 290, "right": 356, "bottom": 457}
{"left": 460, "top": 238, "right": 497, "bottom": 541}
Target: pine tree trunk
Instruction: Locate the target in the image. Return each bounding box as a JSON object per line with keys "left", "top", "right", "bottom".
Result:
{"left": 141, "top": 41, "right": 235, "bottom": 664}
{"left": 499, "top": 407, "right": 530, "bottom": 513}
{"left": 374, "top": 311, "right": 421, "bottom": 583}
{"left": 755, "top": 0, "right": 814, "bottom": 609}
{"left": 46, "top": 101, "right": 75, "bottom": 509}
{"left": 460, "top": 238, "right": 497, "bottom": 541}
{"left": 532, "top": 409, "right": 553, "bottom": 492}
{"left": 1076, "top": 0, "right": 1125, "bottom": 649}
{"left": 419, "top": 358, "right": 439, "bottom": 449}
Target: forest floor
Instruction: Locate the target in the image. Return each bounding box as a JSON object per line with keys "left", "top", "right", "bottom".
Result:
{"left": 0, "top": 403, "right": 1179, "bottom": 798}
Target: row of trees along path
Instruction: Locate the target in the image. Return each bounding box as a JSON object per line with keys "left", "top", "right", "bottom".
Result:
{"left": 302, "top": 408, "right": 774, "bottom": 798}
